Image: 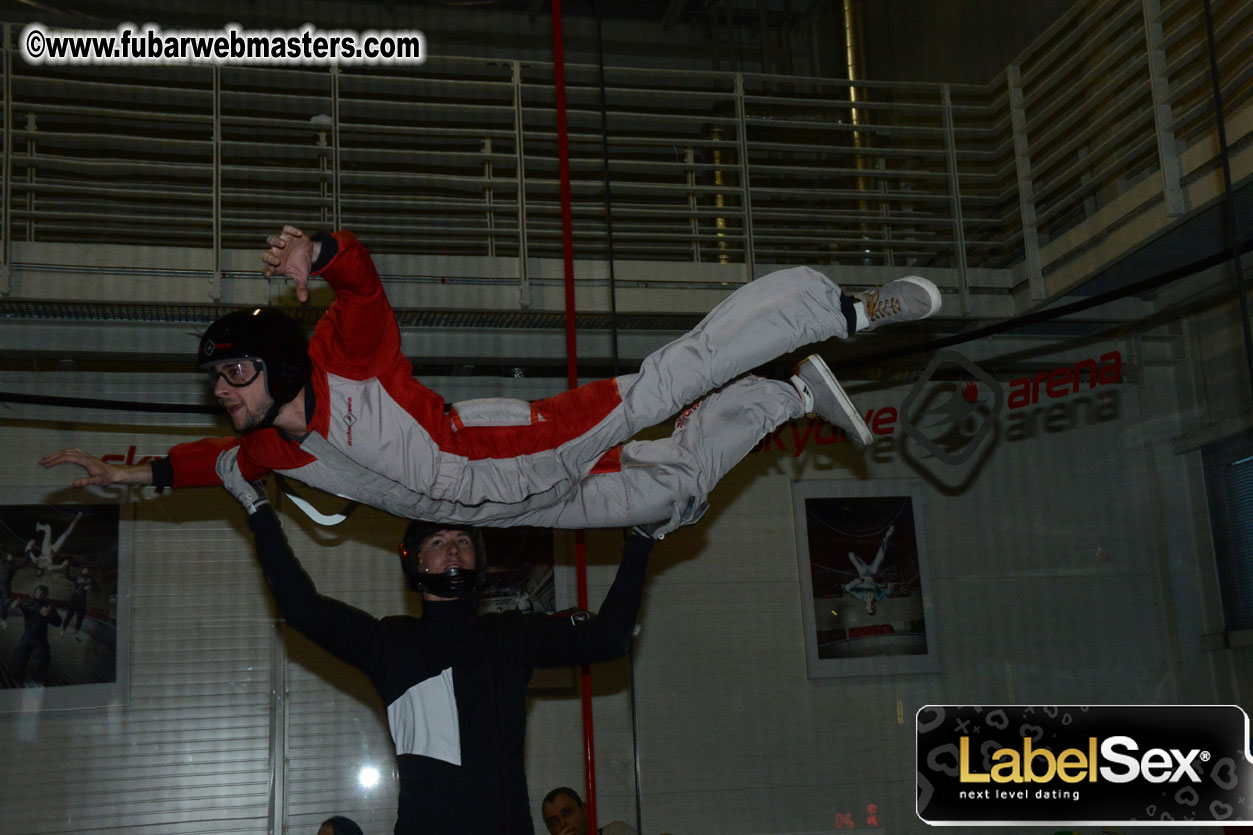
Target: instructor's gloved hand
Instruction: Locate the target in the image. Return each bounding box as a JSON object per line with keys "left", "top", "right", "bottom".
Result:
{"left": 216, "top": 447, "right": 270, "bottom": 516}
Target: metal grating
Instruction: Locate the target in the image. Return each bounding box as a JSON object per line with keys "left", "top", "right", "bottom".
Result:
{"left": 0, "top": 298, "right": 703, "bottom": 331}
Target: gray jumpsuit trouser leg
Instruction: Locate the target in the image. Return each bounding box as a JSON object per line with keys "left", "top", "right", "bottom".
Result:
{"left": 510, "top": 266, "right": 854, "bottom": 533}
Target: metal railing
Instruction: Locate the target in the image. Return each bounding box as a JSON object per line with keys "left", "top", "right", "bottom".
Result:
{"left": 0, "top": 0, "right": 1250, "bottom": 312}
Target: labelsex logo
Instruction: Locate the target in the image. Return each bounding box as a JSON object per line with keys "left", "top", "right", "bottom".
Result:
{"left": 960, "top": 736, "right": 1207, "bottom": 785}
{"left": 917, "top": 704, "right": 1253, "bottom": 826}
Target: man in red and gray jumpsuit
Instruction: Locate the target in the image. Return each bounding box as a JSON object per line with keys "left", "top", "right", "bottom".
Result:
{"left": 43, "top": 226, "right": 941, "bottom": 536}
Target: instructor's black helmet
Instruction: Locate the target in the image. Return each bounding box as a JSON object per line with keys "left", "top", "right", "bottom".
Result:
{"left": 198, "top": 308, "right": 310, "bottom": 406}
{"left": 399, "top": 521, "right": 487, "bottom": 598}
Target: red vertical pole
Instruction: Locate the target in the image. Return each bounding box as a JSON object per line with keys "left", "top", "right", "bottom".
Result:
{"left": 550, "top": 2, "right": 598, "bottom": 833}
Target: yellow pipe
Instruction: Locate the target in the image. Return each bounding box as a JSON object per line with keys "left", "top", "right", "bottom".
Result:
{"left": 843, "top": 0, "right": 870, "bottom": 194}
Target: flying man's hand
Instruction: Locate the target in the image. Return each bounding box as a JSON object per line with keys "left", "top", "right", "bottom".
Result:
{"left": 40, "top": 448, "right": 153, "bottom": 487}
{"left": 260, "top": 225, "right": 320, "bottom": 303}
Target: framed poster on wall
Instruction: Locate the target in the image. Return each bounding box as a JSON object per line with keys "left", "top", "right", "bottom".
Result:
{"left": 793, "top": 479, "right": 939, "bottom": 679}
{"left": 0, "top": 487, "right": 131, "bottom": 711}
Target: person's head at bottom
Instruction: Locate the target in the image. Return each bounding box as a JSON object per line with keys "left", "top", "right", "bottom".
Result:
{"left": 317, "top": 815, "right": 363, "bottom": 835}
{"left": 541, "top": 787, "right": 589, "bottom": 835}
{"left": 399, "top": 521, "right": 486, "bottom": 602}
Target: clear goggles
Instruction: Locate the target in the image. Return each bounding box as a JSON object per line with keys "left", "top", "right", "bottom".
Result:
{"left": 206, "top": 358, "right": 265, "bottom": 388}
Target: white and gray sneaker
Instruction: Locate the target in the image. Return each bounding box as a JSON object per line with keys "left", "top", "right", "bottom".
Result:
{"left": 858, "top": 276, "right": 942, "bottom": 331}
{"left": 790, "top": 354, "right": 873, "bottom": 446}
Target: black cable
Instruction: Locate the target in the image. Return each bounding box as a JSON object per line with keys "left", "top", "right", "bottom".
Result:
{"left": 626, "top": 643, "right": 644, "bottom": 835}
{"left": 594, "top": 5, "right": 639, "bottom": 832}
{"left": 1202, "top": 0, "right": 1253, "bottom": 400}
{"left": 594, "top": 0, "right": 622, "bottom": 379}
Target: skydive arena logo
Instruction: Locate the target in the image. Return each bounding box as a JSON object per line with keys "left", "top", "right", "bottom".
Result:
{"left": 917, "top": 705, "right": 1253, "bottom": 825}
{"left": 899, "top": 349, "right": 1002, "bottom": 465}
{"left": 899, "top": 349, "right": 1122, "bottom": 466}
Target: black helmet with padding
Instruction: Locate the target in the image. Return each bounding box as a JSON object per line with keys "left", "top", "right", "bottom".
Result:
{"left": 198, "top": 307, "right": 310, "bottom": 406}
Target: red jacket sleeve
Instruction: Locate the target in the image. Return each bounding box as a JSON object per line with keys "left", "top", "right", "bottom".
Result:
{"left": 310, "top": 230, "right": 411, "bottom": 382}
{"left": 166, "top": 436, "right": 271, "bottom": 488}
